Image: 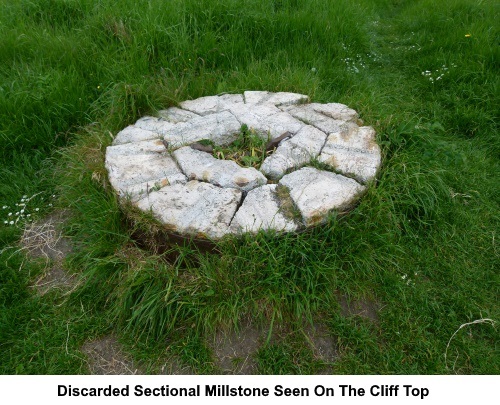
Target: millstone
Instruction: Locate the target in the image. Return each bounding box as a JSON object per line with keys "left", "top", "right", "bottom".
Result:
{"left": 105, "top": 91, "right": 381, "bottom": 239}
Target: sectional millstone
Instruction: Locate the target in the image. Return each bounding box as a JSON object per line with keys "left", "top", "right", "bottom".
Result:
{"left": 105, "top": 91, "right": 381, "bottom": 239}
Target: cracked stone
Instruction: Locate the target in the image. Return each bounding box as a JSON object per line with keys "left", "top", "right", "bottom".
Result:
{"left": 179, "top": 94, "right": 244, "bottom": 116}
{"left": 228, "top": 104, "right": 304, "bottom": 140}
{"left": 163, "top": 110, "right": 241, "bottom": 147}
{"left": 106, "top": 92, "right": 381, "bottom": 239}
{"left": 157, "top": 106, "right": 200, "bottom": 123}
{"left": 230, "top": 184, "right": 298, "bottom": 234}
{"left": 135, "top": 181, "right": 242, "bottom": 239}
{"left": 106, "top": 153, "right": 187, "bottom": 197}
{"left": 112, "top": 125, "right": 160, "bottom": 145}
{"left": 260, "top": 125, "right": 327, "bottom": 180}
{"left": 279, "top": 167, "right": 365, "bottom": 226}
{"left": 134, "top": 116, "right": 176, "bottom": 135}
{"left": 244, "top": 91, "right": 309, "bottom": 106}
{"left": 318, "top": 126, "right": 381, "bottom": 183}
{"left": 173, "top": 146, "right": 267, "bottom": 192}
{"left": 281, "top": 104, "right": 356, "bottom": 134}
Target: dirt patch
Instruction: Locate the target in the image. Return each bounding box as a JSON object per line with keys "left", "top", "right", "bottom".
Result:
{"left": 159, "top": 357, "right": 196, "bottom": 375}
{"left": 21, "top": 210, "right": 73, "bottom": 260}
{"left": 304, "top": 322, "right": 338, "bottom": 363}
{"left": 211, "top": 323, "right": 266, "bottom": 374}
{"left": 82, "top": 335, "right": 141, "bottom": 375}
{"left": 21, "top": 210, "right": 78, "bottom": 294}
{"left": 337, "top": 292, "right": 381, "bottom": 323}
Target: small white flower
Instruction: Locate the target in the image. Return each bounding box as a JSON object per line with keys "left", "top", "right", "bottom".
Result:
{"left": 9, "top": 221, "right": 14, "bottom": 225}
{"left": 20, "top": 209, "right": 24, "bottom": 214}
{"left": 2, "top": 206, "right": 6, "bottom": 209}
{"left": 311, "top": 67, "right": 317, "bottom": 72}
{"left": 23, "top": 195, "right": 27, "bottom": 199}
{"left": 8, "top": 212, "right": 12, "bottom": 216}
{"left": 3, "top": 221, "right": 7, "bottom": 224}
{"left": 35, "top": 208, "right": 39, "bottom": 211}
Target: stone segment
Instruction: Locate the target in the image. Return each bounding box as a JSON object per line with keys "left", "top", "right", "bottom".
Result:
{"left": 244, "top": 91, "right": 309, "bottom": 106}
{"left": 163, "top": 110, "right": 241, "bottom": 147}
{"left": 179, "top": 94, "right": 244, "bottom": 116}
{"left": 228, "top": 104, "right": 304, "bottom": 140}
{"left": 106, "top": 153, "right": 187, "bottom": 194}
{"left": 307, "top": 102, "right": 358, "bottom": 122}
{"left": 106, "top": 92, "right": 380, "bottom": 239}
{"left": 106, "top": 139, "right": 166, "bottom": 157}
{"left": 260, "top": 125, "right": 327, "bottom": 180}
{"left": 281, "top": 104, "right": 354, "bottom": 134}
{"left": 278, "top": 167, "right": 365, "bottom": 226}
{"left": 173, "top": 146, "right": 267, "bottom": 192}
{"left": 318, "top": 126, "right": 381, "bottom": 183}
{"left": 157, "top": 107, "right": 200, "bottom": 123}
{"left": 112, "top": 125, "right": 159, "bottom": 146}
{"left": 230, "top": 185, "right": 298, "bottom": 233}
{"left": 121, "top": 178, "right": 173, "bottom": 202}
{"left": 134, "top": 116, "right": 176, "bottom": 135}
{"left": 135, "top": 181, "right": 242, "bottom": 239}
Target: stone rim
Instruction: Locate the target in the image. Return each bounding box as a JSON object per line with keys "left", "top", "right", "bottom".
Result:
{"left": 105, "top": 91, "right": 381, "bottom": 240}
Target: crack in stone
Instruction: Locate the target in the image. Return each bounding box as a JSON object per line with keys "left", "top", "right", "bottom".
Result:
{"left": 108, "top": 93, "right": 380, "bottom": 239}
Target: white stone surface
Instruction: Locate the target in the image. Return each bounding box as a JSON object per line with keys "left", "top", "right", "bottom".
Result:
{"left": 173, "top": 147, "right": 267, "bottom": 192}
{"left": 112, "top": 125, "right": 159, "bottom": 145}
{"left": 136, "top": 181, "right": 242, "bottom": 239}
{"left": 244, "top": 91, "right": 309, "bottom": 106}
{"left": 318, "top": 126, "right": 381, "bottom": 183}
{"left": 157, "top": 107, "right": 200, "bottom": 123}
{"left": 106, "top": 92, "right": 380, "bottom": 239}
{"left": 279, "top": 167, "right": 365, "bottom": 226}
{"left": 260, "top": 125, "right": 327, "bottom": 179}
{"left": 307, "top": 102, "right": 358, "bottom": 122}
{"left": 230, "top": 185, "right": 298, "bottom": 233}
{"left": 179, "top": 94, "right": 244, "bottom": 116}
{"left": 134, "top": 116, "right": 176, "bottom": 135}
{"left": 281, "top": 104, "right": 354, "bottom": 134}
{"left": 106, "top": 139, "right": 166, "bottom": 157}
{"left": 228, "top": 104, "right": 304, "bottom": 140}
{"left": 164, "top": 110, "right": 241, "bottom": 147}
{"left": 106, "top": 153, "right": 187, "bottom": 195}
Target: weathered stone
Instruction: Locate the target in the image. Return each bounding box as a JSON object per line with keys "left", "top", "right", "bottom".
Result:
{"left": 134, "top": 116, "right": 176, "bottom": 135}
{"left": 157, "top": 107, "right": 200, "bottom": 123}
{"left": 228, "top": 104, "right": 303, "bottom": 140}
{"left": 121, "top": 178, "right": 175, "bottom": 202}
{"left": 260, "top": 125, "right": 327, "bottom": 180}
{"left": 164, "top": 110, "right": 241, "bottom": 147}
{"left": 106, "top": 139, "right": 166, "bottom": 157}
{"left": 112, "top": 125, "right": 159, "bottom": 146}
{"left": 307, "top": 102, "right": 358, "bottom": 122}
{"left": 106, "top": 153, "right": 187, "bottom": 195}
{"left": 278, "top": 167, "right": 365, "bottom": 225}
{"left": 318, "top": 126, "right": 381, "bottom": 183}
{"left": 106, "top": 92, "right": 380, "bottom": 239}
{"left": 173, "top": 147, "right": 267, "bottom": 192}
{"left": 281, "top": 104, "right": 354, "bottom": 134}
{"left": 244, "top": 91, "right": 309, "bottom": 106}
{"left": 136, "top": 181, "right": 242, "bottom": 239}
{"left": 179, "top": 94, "right": 244, "bottom": 116}
{"left": 230, "top": 185, "right": 298, "bottom": 234}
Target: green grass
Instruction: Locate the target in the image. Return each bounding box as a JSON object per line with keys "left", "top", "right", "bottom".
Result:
{"left": 0, "top": 0, "right": 498, "bottom": 374}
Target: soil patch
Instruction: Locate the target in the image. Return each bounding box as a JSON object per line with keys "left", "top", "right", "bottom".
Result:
{"left": 211, "top": 322, "right": 266, "bottom": 374}
{"left": 337, "top": 292, "right": 381, "bottom": 323}
{"left": 21, "top": 210, "right": 78, "bottom": 295}
{"left": 82, "top": 335, "right": 141, "bottom": 375}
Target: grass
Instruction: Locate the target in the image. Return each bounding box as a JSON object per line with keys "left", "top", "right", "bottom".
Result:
{"left": 212, "top": 124, "right": 270, "bottom": 168}
{"left": 0, "top": 0, "right": 498, "bottom": 374}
